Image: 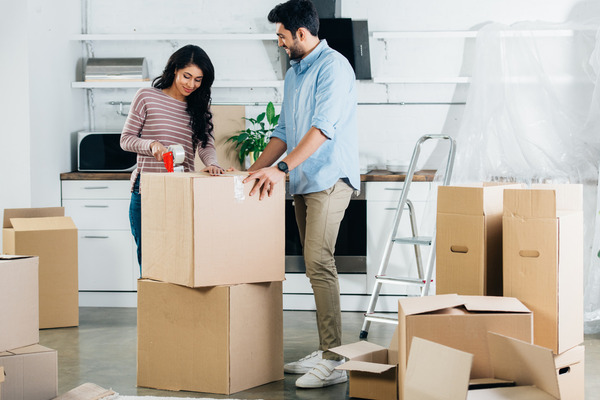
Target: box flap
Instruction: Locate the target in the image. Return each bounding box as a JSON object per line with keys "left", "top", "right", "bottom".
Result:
{"left": 9, "top": 216, "right": 77, "bottom": 231}
{"left": 9, "top": 344, "right": 55, "bottom": 355}
{"left": 554, "top": 345, "right": 584, "bottom": 367}
{"left": 530, "top": 183, "right": 582, "bottom": 212}
{"left": 336, "top": 360, "right": 396, "bottom": 374}
{"left": 460, "top": 296, "right": 531, "bottom": 313}
{"left": 0, "top": 255, "right": 36, "bottom": 261}
{"left": 399, "top": 294, "right": 463, "bottom": 316}
{"left": 438, "top": 186, "right": 486, "bottom": 215}
{"left": 329, "top": 340, "right": 387, "bottom": 359}
{"left": 0, "top": 366, "right": 4, "bottom": 383}
{"left": 388, "top": 326, "right": 399, "bottom": 365}
{"left": 3, "top": 207, "right": 64, "bottom": 228}
{"left": 467, "top": 386, "right": 558, "bottom": 399}
{"left": 487, "top": 332, "right": 560, "bottom": 398}
{"left": 504, "top": 189, "right": 560, "bottom": 218}
{"left": 404, "top": 337, "right": 473, "bottom": 400}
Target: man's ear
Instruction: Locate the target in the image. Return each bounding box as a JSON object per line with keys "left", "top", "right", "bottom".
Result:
{"left": 296, "top": 27, "right": 307, "bottom": 41}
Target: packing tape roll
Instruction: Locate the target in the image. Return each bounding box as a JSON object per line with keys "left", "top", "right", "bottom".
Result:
{"left": 167, "top": 144, "right": 185, "bottom": 165}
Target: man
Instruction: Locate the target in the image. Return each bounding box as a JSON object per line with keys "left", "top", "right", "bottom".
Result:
{"left": 243, "top": 0, "right": 360, "bottom": 389}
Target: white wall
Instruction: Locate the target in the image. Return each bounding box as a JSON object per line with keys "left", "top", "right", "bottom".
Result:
{"left": 1, "top": 0, "right": 594, "bottom": 231}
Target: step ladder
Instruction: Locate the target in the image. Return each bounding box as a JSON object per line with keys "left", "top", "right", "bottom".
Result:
{"left": 359, "top": 134, "right": 456, "bottom": 339}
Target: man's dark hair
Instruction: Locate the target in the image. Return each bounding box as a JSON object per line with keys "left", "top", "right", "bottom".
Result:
{"left": 268, "top": 0, "right": 319, "bottom": 38}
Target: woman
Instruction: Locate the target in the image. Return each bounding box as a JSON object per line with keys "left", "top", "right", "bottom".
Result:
{"left": 121, "top": 44, "right": 224, "bottom": 273}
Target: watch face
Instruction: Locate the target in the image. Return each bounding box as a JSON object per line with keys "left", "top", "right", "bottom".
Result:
{"left": 278, "top": 161, "right": 288, "bottom": 173}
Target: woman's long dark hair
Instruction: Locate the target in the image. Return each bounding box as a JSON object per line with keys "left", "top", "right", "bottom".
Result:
{"left": 153, "top": 45, "right": 215, "bottom": 149}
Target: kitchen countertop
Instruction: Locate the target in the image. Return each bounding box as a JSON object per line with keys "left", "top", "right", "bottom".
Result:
{"left": 60, "top": 169, "right": 437, "bottom": 182}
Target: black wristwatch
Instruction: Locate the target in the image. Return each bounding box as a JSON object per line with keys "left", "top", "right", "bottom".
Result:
{"left": 277, "top": 161, "right": 289, "bottom": 174}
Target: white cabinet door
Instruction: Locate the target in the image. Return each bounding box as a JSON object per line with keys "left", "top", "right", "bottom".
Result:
{"left": 366, "top": 182, "right": 433, "bottom": 296}
{"left": 63, "top": 199, "right": 130, "bottom": 230}
{"left": 61, "top": 180, "right": 131, "bottom": 199}
{"left": 78, "top": 230, "right": 137, "bottom": 291}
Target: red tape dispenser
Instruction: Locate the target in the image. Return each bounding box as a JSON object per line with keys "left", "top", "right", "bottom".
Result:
{"left": 162, "top": 144, "right": 185, "bottom": 173}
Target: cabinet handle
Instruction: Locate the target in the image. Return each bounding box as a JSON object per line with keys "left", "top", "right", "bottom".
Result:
{"left": 384, "top": 187, "right": 404, "bottom": 191}
{"left": 84, "top": 205, "right": 109, "bottom": 208}
{"left": 384, "top": 208, "right": 397, "bottom": 211}
{"left": 84, "top": 186, "right": 109, "bottom": 190}
{"left": 83, "top": 235, "right": 109, "bottom": 239}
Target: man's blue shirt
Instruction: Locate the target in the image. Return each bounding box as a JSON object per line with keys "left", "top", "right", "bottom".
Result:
{"left": 271, "top": 39, "right": 360, "bottom": 195}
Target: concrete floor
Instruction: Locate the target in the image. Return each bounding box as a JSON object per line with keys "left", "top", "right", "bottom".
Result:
{"left": 40, "top": 307, "right": 600, "bottom": 399}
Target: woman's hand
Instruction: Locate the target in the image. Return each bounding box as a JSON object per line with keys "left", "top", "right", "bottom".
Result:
{"left": 150, "top": 141, "right": 168, "bottom": 161}
{"left": 202, "top": 165, "right": 225, "bottom": 176}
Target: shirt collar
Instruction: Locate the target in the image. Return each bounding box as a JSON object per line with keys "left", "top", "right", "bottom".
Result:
{"left": 291, "top": 39, "right": 328, "bottom": 75}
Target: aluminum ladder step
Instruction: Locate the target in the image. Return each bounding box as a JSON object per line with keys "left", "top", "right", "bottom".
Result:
{"left": 363, "top": 313, "right": 399, "bottom": 325}
{"left": 392, "top": 236, "right": 433, "bottom": 246}
{"left": 375, "top": 275, "right": 426, "bottom": 286}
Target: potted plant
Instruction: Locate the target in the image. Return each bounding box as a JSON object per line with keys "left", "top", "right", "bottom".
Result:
{"left": 226, "top": 101, "right": 280, "bottom": 169}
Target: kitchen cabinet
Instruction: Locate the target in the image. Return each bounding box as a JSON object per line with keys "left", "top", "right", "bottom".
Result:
{"left": 61, "top": 180, "right": 138, "bottom": 298}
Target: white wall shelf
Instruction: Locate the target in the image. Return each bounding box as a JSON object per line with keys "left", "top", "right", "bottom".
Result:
{"left": 71, "top": 80, "right": 284, "bottom": 89}
{"left": 71, "top": 33, "right": 276, "bottom": 41}
{"left": 373, "top": 29, "right": 584, "bottom": 39}
{"left": 373, "top": 77, "right": 471, "bottom": 84}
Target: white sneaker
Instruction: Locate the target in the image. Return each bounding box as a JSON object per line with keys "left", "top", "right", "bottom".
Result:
{"left": 284, "top": 350, "right": 323, "bottom": 374}
{"left": 295, "top": 359, "right": 348, "bottom": 388}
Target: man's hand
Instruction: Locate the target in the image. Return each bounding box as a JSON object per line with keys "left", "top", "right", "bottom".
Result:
{"left": 243, "top": 166, "right": 286, "bottom": 200}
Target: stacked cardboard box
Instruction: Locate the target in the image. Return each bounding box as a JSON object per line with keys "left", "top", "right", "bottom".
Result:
{"left": 436, "top": 183, "right": 522, "bottom": 296}
{"left": 0, "top": 256, "right": 58, "bottom": 400}
{"left": 503, "top": 184, "right": 585, "bottom": 399}
{"left": 137, "top": 172, "right": 285, "bottom": 395}
{"left": 2, "top": 208, "right": 79, "bottom": 329}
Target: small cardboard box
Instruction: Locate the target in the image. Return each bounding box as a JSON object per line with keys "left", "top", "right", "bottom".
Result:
{"left": 330, "top": 329, "right": 399, "bottom": 400}
{"left": 141, "top": 172, "right": 285, "bottom": 287}
{"left": 0, "top": 344, "right": 58, "bottom": 400}
{"left": 503, "top": 184, "right": 583, "bottom": 353}
{"left": 397, "top": 294, "right": 532, "bottom": 400}
{"left": 0, "top": 256, "right": 39, "bottom": 352}
{"left": 436, "top": 183, "right": 522, "bottom": 296}
{"left": 2, "top": 208, "right": 79, "bottom": 329}
{"left": 555, "top": 345, "right": 585, "bottom": 400}
{"left": 137, "top": 279, "right": 284, "bottom": 394}
{"left": 404, "top": 333, "right": 562, "bottom": 400}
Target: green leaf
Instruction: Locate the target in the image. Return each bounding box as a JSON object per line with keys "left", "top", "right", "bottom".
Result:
{"left": 266, "top": 102, "right": 275, "bottom": 125}
{"left": 256, "top": 112, "right": 266, "bottom": 123}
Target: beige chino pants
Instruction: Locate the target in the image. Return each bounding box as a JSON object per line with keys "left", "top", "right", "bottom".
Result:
{"left": 293, "top": 179, "right": 354, "bottom": 360}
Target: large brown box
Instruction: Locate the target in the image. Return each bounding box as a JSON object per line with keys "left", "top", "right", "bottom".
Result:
{"left": 141, "top": 172, "right": 285, "bottom": 287}
{"left": 555, "top": 345, "right": 585, "bottom": 400}
{"left": 503, "top": 184, "right": 583, "bottom": 354}
{"left": 2, "top": 208, "right": 78, "bottom": 329}
{"left": 0, "top": 344, "right": 58, "bottom": 400}
{"left": 397, "top": 294, "right": 532, "bottom": 400}
{"left": 0, "top": 256, "right": 39, "bottom": 352}
{"left": 436, "top": 183, "right": 522, "bottom": 296}
{"left": 137, "top": 279, "right": 284, "bottom": 394}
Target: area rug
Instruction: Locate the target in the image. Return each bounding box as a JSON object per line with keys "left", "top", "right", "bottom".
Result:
{"left": 55, "top": 383, "right": 244, "bottom": 400}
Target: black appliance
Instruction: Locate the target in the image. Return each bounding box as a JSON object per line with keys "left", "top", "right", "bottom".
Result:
{"left": 77, "top": 131, "right": 137, "bottom": 172}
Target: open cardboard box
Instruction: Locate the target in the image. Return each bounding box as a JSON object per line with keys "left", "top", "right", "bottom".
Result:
{"left": 141, "top": 172, "right": 285, "bottom": 288}
{"left": 436, "top": 183, "right": 523, "bottom": 296}
{"left": 2, "top": 208, "right": 78, "bottom": 329}
{"left": 330, "top": 330, "right": 399, "bottom": 400}
{"left": 397, "top": 294, "right": 532, "bottom": 399}
{"left": 503, "top": 184, "right": 583, "bottom": 354}
{"left": 404, "top": 333, "right": 565, "bottom": 399}
{"left": 0, "top": 256, "right": 38, "bottom": 352}
{"left": 0, "top": 344, "right": 58, "bottom": 400}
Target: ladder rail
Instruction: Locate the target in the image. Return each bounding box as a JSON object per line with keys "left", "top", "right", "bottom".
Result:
{"left": 360, "top": 134, "right": 456, "bottom": 339}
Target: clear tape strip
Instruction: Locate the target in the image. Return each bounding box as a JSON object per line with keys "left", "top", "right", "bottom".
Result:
{"left": 233, "top": 175, "right": 245, "bottom": 202}
{"left": 168, "top": 144, "right": 185, "bottom": 164}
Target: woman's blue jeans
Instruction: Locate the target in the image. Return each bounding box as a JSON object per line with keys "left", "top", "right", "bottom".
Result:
{"left": 129, "top": 175, "right": 142, "bottom": 276}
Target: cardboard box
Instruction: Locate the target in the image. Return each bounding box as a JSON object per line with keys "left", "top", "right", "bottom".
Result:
{"left": 0, "top": 344, "right": 58, "bottom": 400}
{"left": 503, "top": 184, "right": 583, "bottom": 353}
{"left": 141, "top": 172, "right": 285, "bottom": 287}
{"left": 0, "top": 366, "right": 4, "bottom": 400}
{"left": 436, "top": 183, "right": 522, "bottom": 296}
{"left": 397, "top": 294, "right": 532, "bottom": 400}
{"left": 2, "top": 208, "right": 79, "bottom": 329}
{"left": 555, "top": 345, "right": 585, "bottom": 400}
{"left": 330, "top": 329, "right": 399, "bottom": 400}
{"left": 404, "top": 333, "right": 562, "bottom": 399}
{"left": 137, "top": 279, "right": 284, "bottom": 394}
{"left": 0, "top": 256, "right": 39, "bottom": 352}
